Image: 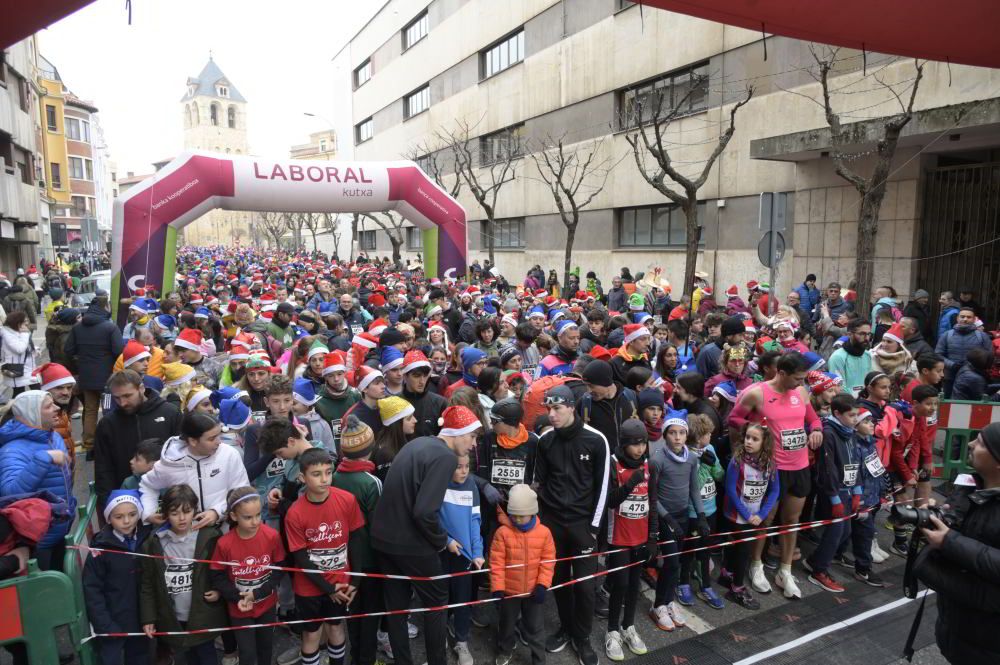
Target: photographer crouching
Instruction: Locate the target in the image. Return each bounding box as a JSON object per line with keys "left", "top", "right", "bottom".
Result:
{"left": 899, "top": 422, "right": 1000, "bottom": 664}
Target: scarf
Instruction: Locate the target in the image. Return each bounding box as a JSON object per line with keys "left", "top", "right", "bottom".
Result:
{"left": 324, "top": 380, "right": 350, "bottom": 399}
{"left": 664, "top": 444, "right": 689, "bottom": 464}
{"left": 337, "top": 458, "right": 375, "bottom": 473}
{"left": 645, "top": 416, "right": 663, "bottom": 441}
{"left": 514, "top": 516, "right": 537, "bottom": 532}
{"left": 497, "top": 424, "right": 529, "bottom": 450}
{"left": 617, "top": 346, "right": 647, "bottom": 363}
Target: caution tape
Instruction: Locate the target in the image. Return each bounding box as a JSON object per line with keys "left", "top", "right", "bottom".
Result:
{"left": 81, "top": 498, "right": 908, "bottom": 642}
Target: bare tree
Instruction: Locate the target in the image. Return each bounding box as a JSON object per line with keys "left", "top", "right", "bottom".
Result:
{"left": 256, "top": 211, "right": 287, "bottom": 249}
{"left": 530, "top": 135, "right": 614, "bottom": 286}
{"left": 283, "top": 212, "right": 309, "bottom": 251}
{"left": 403, "top": 141, "right": 462, "bottom": 198}
{"left": 625, "top": 80, "right": 753, "bottom": 298}
{"left": 442, "top": 120, "right": 517, "bottom": 266}
{"left": 349, "top": 212, "right": 360, "bottom": 261}
{"left": 301, "top": 213, "right": 323, "bottom": 252}
{"left": 361, "top": 211, "right": 405, "bottom": 267}
{"left": 808, "top": 46, "right": 924, "bottom": 304}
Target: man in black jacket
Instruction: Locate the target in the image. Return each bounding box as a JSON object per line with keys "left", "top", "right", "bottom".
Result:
{"left": 581, "top": 359, "right": 636, "bottom": 453}
{"left": 64, "top": 294, "right": 124, "bottom": 452}
{"left": 902, "top": 290, "right": 934, "bottom": 343}
{"left": 535, "top": 385, "right": 610, "bottom": 665}
{"left": 900, "top": 316, "right": 934, "bottom": 362}
{"left": 916, "top": 423, "right": 1000, "bottom": 664}
{"left": 93, "top": 370, "right": 183, "bottom": 510}
{"left": 400, "top": 350, "right": 447, "bottom": 438}
{"left": 371, "top": 406, "right": 480, "bottom": 665}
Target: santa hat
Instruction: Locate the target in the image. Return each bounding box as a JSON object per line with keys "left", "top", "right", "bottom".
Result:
{"left": 554, "top": 319, "right": 578, "bottom": 337}
{"left": 219, "top": 397, "right": 252, "bottom": 432}
{"left": 36, "top": 362, "right": 75, "bottom": 391}
{"left": 189, "top": 292, "right": 204, "bottom": 306}
{"left": 726, "top": 285, "right": 739, "bottom": 298}
{"left": 589, "top": 345, "right": 613, "bottom": 362}
{"left": 229, "top": 333, "right": 255, "bottom": 361}
{"left": 628, "top": 293, "right": 645, "bottom": 311}
{"left": 500, "top": 313, "right": 518, "bottom": 329}
{"left": 349, "top": 332, "right": 379, "bottom": 373}
{"left": 368, "top": 292, "right": 386, "bottom": 308}
{"left": 857, "top": 407, "right": 873, "bottom": 423}
{"left": 258, "top": 292, "right": 277, "bottom": 311}
{"left": 184, "top": 386, "right": 213, "bottom": 413}
{"left": 527, "top": 305, "right": 546, "bottom": 319}
{"left": 103, "top": 489, "right": 142, "bottom": 522}
{"left": 351, "top": 365, "right": 383, "bottom": 392}
{"left": 402, "top": 349, "right": 431, "bottom": 374}
{"left": 883, "top": 322, "right": 905, "bottom": 346}
{"left": 437, "top": 405, "right": 482, "bottom": 437}
{"left": 623, "top": 323, "right": 651, "bottom": 345}
{"left": 378, "top": 396, "right": 415, "bottom": 426}
{"left": 368, "top": 318, "right": 389, "bottom": 336}
{"left": 174, "top": 328, "right": 203, "bottom": 352}
{"left": 307, "top": 340, "right": 329, "bottom": 360}
{"left": 163, "top": 362, "right": 196, "bottom": 386}
{"left": 701, "top": 286, "right": 714, "bottom": 297}
{"left": 633, "top": 312, "right": 653, "bottom": 325}
{"left": 425, "top": 304, "right": 443, "bottom": 318}
{"left": 122, "top": 340, "right": 151, "bottom": 368}
{"left": 194, "top": 307, "right": 211, "bottom": 320}
{"left": 380, "top": 346, "right": 404, "bottom": 372}
{"left": 293, "top": 378, "right": 322, "bottom": 406}
{"left": 807, "top": 370, "right": 836, "bottom": 395}
{"left": 743, "top": 320, "right": 757, "bottom": 334}
{"left": 712, "top": 381, "right": 738, "bottom": 404}
{"left": 746, "top": 280, "right": 760, "bottom": 292}
{"left": 323, "top": 350, "right": 348, "bottom": 376}
{"left": 664, "top": 407, "right": 689, "bottom": 431}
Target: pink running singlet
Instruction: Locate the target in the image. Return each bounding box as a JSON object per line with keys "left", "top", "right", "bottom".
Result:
{"left": 758, "top": 382, "right": 810, "bottom": 471}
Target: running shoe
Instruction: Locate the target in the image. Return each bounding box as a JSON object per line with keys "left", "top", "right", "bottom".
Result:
{"left": 748, "top": 561, "right": 772, "bottom": 594}
{"left": 407, "top": 621, "right": 419, "bottom": 639}
{"left": 871, "top": 541, "right": 890, "bottom": 563}
{"left": 545, "top": 628, "right": 571, "bottom": 653}
{"left": 717, "top": 567, "right": 733, "bottom": 590}
{"left": 697, "top": 586, "right": 725, "bottom": 610}
{"left": 832, "top": 553, "right": 855, "bottom": 569}
{"left": 676, "top": 583, "right": 695, "bottom": 606}
{"left": 454, "top": 641, "right": 473, "bottom": 665}
{"left": 667, "top": 601, "right": 687, "bottom": 627}
{"left": 604, "top": 631, "right": 625, "bottom": 662}
{"left": 495, "top": 651, "right": 514, "bottom": 665}
{"left": 775, "top": 569, "right": 803, "bottom": 599}
{"left": 377, "top": 630, "right": 394, "bottom": 662}
{"left": 621, "top": 625, "right": 648, "bottom": 655}
{"left": 726, "top": 586, "right": 761, "bottom": 610}
{"left": 890, "top": 540, "right": 909, "bottom": 557}
{"left": 854, "top": 569, "right": 885, "bottom": 588}
{"left": 648, "top": 605, "right": 675, "bottom": 632}
{"left": 572, "top": 638, "right": 598, "bottom": 665}
{"left": 808, "top": 571, "right": 845, "bottom": 593}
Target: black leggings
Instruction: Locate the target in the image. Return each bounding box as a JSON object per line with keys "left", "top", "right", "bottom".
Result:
{"left": 606, "top": 547, "right": 643, "bottom": 632}
{"left": 231, "top": 608, "right": 275, "bottom": 665}
{"left": 722, "top": 522, "right": 756, "bottom": 589}
{"left": 679, "top": 513, "right": 716, "bottom": 588}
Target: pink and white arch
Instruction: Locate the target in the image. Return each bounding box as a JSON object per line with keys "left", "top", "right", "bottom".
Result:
{"left": 111, "top": 151, "right": 467, "bottom": 322}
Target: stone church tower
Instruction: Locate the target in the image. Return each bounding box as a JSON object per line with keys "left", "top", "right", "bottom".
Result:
{"left": 179, "top": 57, "right": 251, "bottom": 246}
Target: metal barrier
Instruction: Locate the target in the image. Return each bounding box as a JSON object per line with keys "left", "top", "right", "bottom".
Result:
{"left": 932, "top": 400, "right": 1000, "bottom": 481}
{"left": 0, "top": 482, "right": 99, "bottom": 665}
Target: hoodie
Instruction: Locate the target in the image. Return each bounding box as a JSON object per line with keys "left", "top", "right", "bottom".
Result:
{"left": 138, "top": 436, "right": 249, "bottom": 521}
{"left": 828, "top": 340, "right": 873, "bottom": 396}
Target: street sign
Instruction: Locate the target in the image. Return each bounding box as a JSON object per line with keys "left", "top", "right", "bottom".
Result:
{"left": 758, "top": 231, "right": 785, "bottom": 268}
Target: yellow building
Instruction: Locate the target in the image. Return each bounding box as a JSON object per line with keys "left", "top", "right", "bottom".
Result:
{"left": 37, "top": 55, "right": 71, "bottom": 213}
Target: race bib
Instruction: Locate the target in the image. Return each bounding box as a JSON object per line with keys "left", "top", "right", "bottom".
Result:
{"left": 266, "top": 456, "right": 286, "bottom": 478}
{"left": 743, "top": 479, "right": 768, "bottom": 503}
{"left": 350, "top": 324, "right": 364, "bottom": 335}
{"left": 864, "top": 450, "right": 886, "bottom": 478}
{"left": 490, "top": 458, "right": 526, "bottom": 486}
{"left": 781, "top": 428, "right": 807, "bottom": 451}
{"left": 842, "top": 463, "right": 859, "bottom": 486}
{"left": 308, "top": 544, "right": 347, "bottom": 571}
{"left": 700, "top": 478, "right": 717, "bottom": 501}
{"left": 927, "top": 412, "right": 938, "bottom": 426}
{"left": 330, "top": 419, "right": 342, "bottom": 446}
{"left": 236, "top": 573, "right": 269, "bottom": 596}
{"left": 619, "top": 493, "right": 649, "bottom": 519}
{"left": 252, "top": 410, "right": 268, "bottom": 425}
{"left": 851, "top": 386, "right": 864, "bottom": 397}
{"left": 165, "top": 563, "right": 193, "bottom": 596}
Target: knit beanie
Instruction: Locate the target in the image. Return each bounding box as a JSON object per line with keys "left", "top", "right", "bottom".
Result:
{"left": 379, "top": 327, "right": 406, "bottom": 349}
{"left": 499, "top": 344, "right": 520, "bottom": 367}
{"left": 582, "top": 359, "right": 614, "bottom": 387}
{"left": 506, "top": 484, "right": 539, "bottom": 516}
{"left": 340, "top": 415, "right": 375, "bottom": 458}
{"left": 980, "top": 422, "right": 1000, "bottom": 463}
{"left": 637, "top": 387, "right": 664, "bottom": 412}
{"left": 378, "top": 396, "right": 415, "bottom": 426}
{"left": 104, "top": 489, "right": 142, "bottom": 522}
{"left": 620, "top": 418, "right": 649, "bottom": 445}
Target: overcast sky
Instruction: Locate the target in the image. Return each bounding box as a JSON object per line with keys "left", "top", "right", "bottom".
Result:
{"left": 39, "top": 0, "right": 384, "bottom": 176}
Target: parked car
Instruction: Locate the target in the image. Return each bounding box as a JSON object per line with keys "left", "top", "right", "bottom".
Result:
{"left": 70, "top": 270, "right": 112, "bottom": 307}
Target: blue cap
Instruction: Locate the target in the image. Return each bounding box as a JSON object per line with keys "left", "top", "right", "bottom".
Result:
{"left": 554, "top": 318, "right": 578, "bottom": 336}
{"left": 155, "top": 314, "right": 177, "bottom": 329}
{"left": 664, "top": 407, "right": 689, "bottom": 431}
{"left": 219, "top": 397, "right": 251, "bottom": 431}
{"left": 380, "top": 346, "right": 404, "bottom": 371}
{"left": 802, "top": 351, "right": 825, "bottom": 371}
{"left": 194, "top": 306, "right": 211, "bottom": 319}
{"left": 211, "top": 385, "right": 243, "bottom": 409}
{"left": 293, "top": 377, "right": 321, "bottom": 406}
{"left": 633, "top": 312, "right": 653, "bottom": 325}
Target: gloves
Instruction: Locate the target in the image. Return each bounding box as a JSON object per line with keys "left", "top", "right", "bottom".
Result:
{"left": 627, "top": 469, "right": 645, "bottom": 489}
{"left": 696, "top": 516, "right": 711, "bottom": 539}
{"left": 481, "top": 483, "right": 502, "bottom": 505}
{"left": 699, "top": 448, "right": 717, "bottom": 466}
{"left": 850, "top": 495, "right": 861, "bottom": 515}
{"left": 830, "top": 501, "right": 845, "bottom": 519}
{"left": 646, "top": 536, "right": 660, "bottom": 563}
{"left": 530, "top": 584, "right": 547, "bottom": 605}
{"left": 492, "top": 590, "right": 506, "bottom": 600}
{"left": 890, "top": 400, "right": 913, "bottom": 419}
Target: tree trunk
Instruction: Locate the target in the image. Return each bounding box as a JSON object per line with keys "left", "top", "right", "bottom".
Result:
{"left": 563, "top": 222, "right": 577, "bottom": 289}
{"left": 486, "top": 219, "right": 496, "bottom": 266}
{"left": 310, "top": 229, "right": 318, "bottom": 253}
{"left": 682, "top": 197, "right": 699, "bottom": 298}
{"left": 390, "top": 237, "right": 402, "bottom": 267}
{"left": 350, "top": 214, "right": 359, "bottom": 262}
{"left": 854, "top": 187, "right": 886, "bottom": 312}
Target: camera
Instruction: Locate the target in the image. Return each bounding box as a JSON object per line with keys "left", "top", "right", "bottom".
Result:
{"left": 891, "top": 503, "right": 958, "bottom": 530}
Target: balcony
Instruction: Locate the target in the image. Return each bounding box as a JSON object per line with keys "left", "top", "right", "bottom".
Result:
{"left": 0, "top": 170, "right": 39, "bottom": 223}
{"left": 0, "top": 88, "right": 35, "bottom": 147}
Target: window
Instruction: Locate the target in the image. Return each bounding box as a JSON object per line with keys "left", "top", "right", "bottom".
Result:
{"left": 482, "top": 218, "right": 525, "bottom": 249}
{"left": 355, "top": 117, "right": 374, "bottom": 144}
{"left": 228, "top": 106, "right": 236, "bottom": 129}
{"left": 404, "top": 85, "right": 430, "bottom": 119}
{"left": 480, "top": 30, "right": 525, "bottom": 79}
{"left": 319, "top": 139, "right": 328, "bottom": 152}
{"left": 402, "top": 11, "right": 429, "bottom": 50}
{"left": 17, "top": 75, "right": 29, "bottom": 113}
{"left": 618, "top": 62, "right": 710, "bottom": 129}
{"left": 68, "top": 156, "right": 93, "bottom": 180}
{"left": 354, "top": 59, "right": 372, "bottom": 88}
{"left": 51, "top": 222, "right": 68, "bottom": 248}
{"left": 46, "top": 105, "right": 57, "bottom": 131}
{"left": 616, "top": 0, "right": 636, "bottom": 9}
{"left": 14, "top": 147, "right": 30, "bottom": 185}
{"left": 406, "top": 226, "right": 423, "bottom": 249}
{"left": 479, "top": 125, "right": 523, "bottom": 166}
{"left": 218, "top": 86, "right": 229, "bottom": 97}
{"left": 65, "top": 117, "right": 91, "bottom": 142}
{"left": 210, "top": 103, "right": 220, "bottom": 126}
{"left": 415, "top": 154, "right": 432, "bottom": 173}
{"left": 71, "top": 195, "right": 87, "bottom": 217}
{"left": 359, "top": 229, "right": 377, "bottom": 250}
{"left": 50, "top": 162, "right": 62, "bottom": 189}
{"left": 616, "top": 203, "right": 705, "bottom": 247}
{"left": 0, "top": 52, "right": 6, "bottom": 85}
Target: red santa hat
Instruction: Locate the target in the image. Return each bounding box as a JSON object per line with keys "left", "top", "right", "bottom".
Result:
{"left": 174, "top": 328, "right": 203, "bottom": 352}
{"left": 623, "top": 323, "right": 651, "bottom": 345}
{"left": 229, "top": 332, "right": 255, "bottom": 360}
{"left": 883, "top": 322, "right": 905, "bottom": 346}
{"left": 368, "top": 292, "right": 386, "bottom": 308}
{"left": 726, "top": 285, "right": 739, "bottom": 298}
{"left": 349, "top": 332, "right": 379, "bottom": 373}
{"left": 351, "top": 365, "right": 384, "bottom": 392}
{"left": 402, "top": 349, "right": 432, "bottom": 374}
{"left": 746, "top": 280, "right": 760, "bottom": 292}
{"left": 123, "top": 340, "right": 151, "bottom": 368}
{"left": 189, "top": 292, "right": 204, "bottom": 305}
{"left": 701, "top": 286, "right": 713, "bottom": 297}
{"left": 36, "top": 362, "right": 75, "bottom": 391}
{"left": 323, "top": 350, "right": 348, "bottom": 376}
{"left": 743, "top": 319, "right": 758, "bottom": 334}
{"left": 437, "top": 405, "right": 482, "bottom": 437}
{"left": 368, "top": 318, "right": 389, "bottom": 336}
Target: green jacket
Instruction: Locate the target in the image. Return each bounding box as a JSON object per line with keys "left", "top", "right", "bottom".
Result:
{"left": 689, "top": 443, "right": 725, "bottom": 518}
{"left": 265, "top": 321, "right": 295, "bottom": 349}
{"left": 315, "top": 387, "right": 360, "bottom": 455}
{"left": 139, "top": 526, "right": 226, "bottom": 647}
{"left": 332, "top": 460, "right": 382, "bottom": 571}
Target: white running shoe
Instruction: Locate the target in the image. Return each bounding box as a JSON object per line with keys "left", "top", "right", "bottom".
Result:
{"left": 454, "top": 641, "right": 474, "bottom": 665}
{"left": 667, "top": 601, "right": 687, "bottom": 627}
{"left": 774, "top": 569, "right": 803, "bottom": 599}
{"left": 648, "top": 605, "right": 675, "bottom": 632}
{"left": 408, "top": 621, "right": 419, "bottom": 639}
{"left": 621, "top": 625, "right": 648, "bottom": 655}
{"left": 604, "top": 631, "right": 625, "bottom": 662}
{"left": 377, "top": 630, "right": 394, "bottom": 661}
{"left": 749, "top": 561, "right": 772, "bottom": 594}
{"left": 871, "top": 541, "right": 889, "bottom": 564}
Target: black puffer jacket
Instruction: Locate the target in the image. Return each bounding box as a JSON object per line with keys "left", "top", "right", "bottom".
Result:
{"left": 916, "top": 486, "right": 1000, "bottom": 664}
{"left": 402, "top": 385, "right": 447, "bottom": 439}
{"left": 63, "top": 301, "right": 124, "bottom": 390}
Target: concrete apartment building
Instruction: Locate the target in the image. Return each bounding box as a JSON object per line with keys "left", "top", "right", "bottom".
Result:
{"left": 0, "top": 36, "right": 47, "bottom": 272}
{"left": 339, "top": 0, "right": 1000, "bottom": 321}
{"left": 290, "top": 129, "right": 338, "bottom": 160}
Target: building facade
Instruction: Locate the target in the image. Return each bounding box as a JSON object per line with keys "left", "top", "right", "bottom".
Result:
{"left": 180, "top": 57, "right": 251, "bottom": 246}
{"left": 0, "top": 36, "right": 45, "bottom": 272}
{"left": 340, "top": 0, "right": 1000, "bottom": 323}
{"left": 290, "top": 129, "right": 337, "bottom": 160}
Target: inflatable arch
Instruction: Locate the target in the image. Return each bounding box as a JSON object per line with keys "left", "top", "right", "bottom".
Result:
{"left": 110, "top": 150, "right": 467, "bottom": 324}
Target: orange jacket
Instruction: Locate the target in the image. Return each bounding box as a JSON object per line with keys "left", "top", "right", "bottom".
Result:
{"left": 53, "top": 409, "right": 75, "bottom": 473}
{"left": 113, "top": 345, "right": 166, "bottom": 379}
{"left": 489, "top": 509, "right": 555, "bottom": 596}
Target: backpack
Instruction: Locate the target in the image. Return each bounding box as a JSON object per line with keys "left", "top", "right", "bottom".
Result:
{"left": 521, "top": 375, "right": 591, "bottom": 430}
